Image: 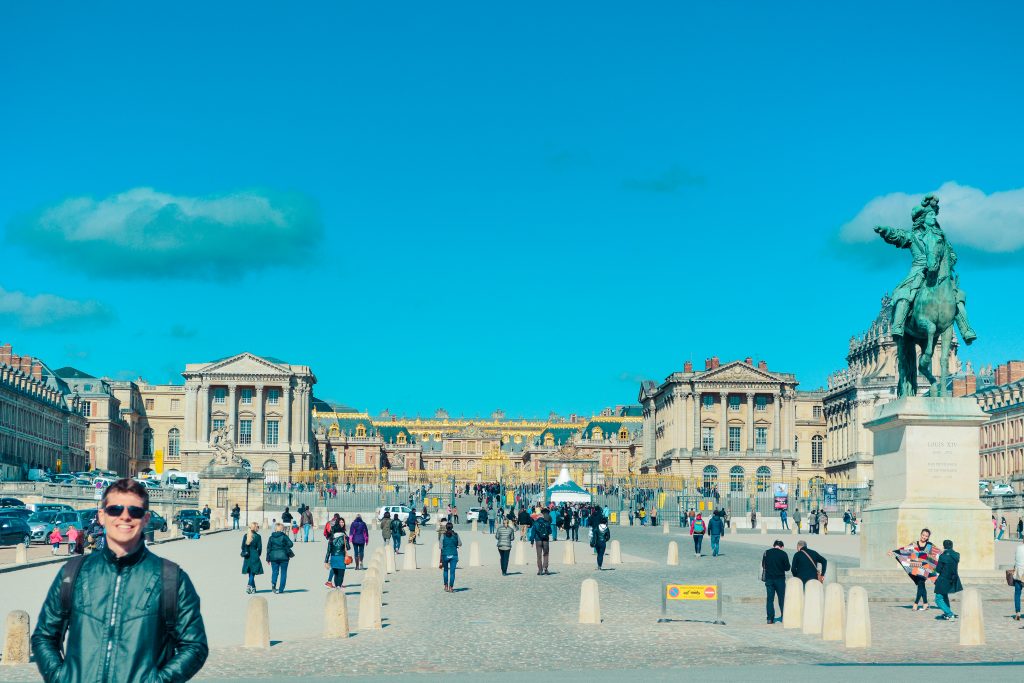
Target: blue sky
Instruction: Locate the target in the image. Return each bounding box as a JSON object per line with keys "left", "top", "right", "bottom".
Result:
{"left": 2, "top": 2, "right": 1023, "bottom": 417}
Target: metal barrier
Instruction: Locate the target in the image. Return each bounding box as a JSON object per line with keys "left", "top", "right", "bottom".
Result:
{"left": 659, "top": 581, "right": 724, "bottom": 624}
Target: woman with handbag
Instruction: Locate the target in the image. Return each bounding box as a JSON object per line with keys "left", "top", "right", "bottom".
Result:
{"left": 241, "top": 522, "right": 264, "bottom": 594}
{"left": 266, "top": 522, "right": 295, "bottom": 594}
{"left": 324, "top": 521, "right": 351, "bottom": 589}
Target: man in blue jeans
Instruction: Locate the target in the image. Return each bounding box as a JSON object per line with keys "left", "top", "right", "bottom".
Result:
{"left": 708, "top": 511, "right": 725, "bottom": 557}
{"left": 301, "top": 505, "right": 313, "bottom": 543}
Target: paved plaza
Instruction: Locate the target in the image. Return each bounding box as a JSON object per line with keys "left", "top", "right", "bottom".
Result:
{"left": 2, "top": 519, "right": 1024, "bottom": 681}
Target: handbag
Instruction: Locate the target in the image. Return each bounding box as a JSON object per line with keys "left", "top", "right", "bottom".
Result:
{"left": 801, "top": 549, "right": 824, "bottom": 582}
{"left": 344, "top": 555, "right": 353, "bottom": 565}
{"left": 1007, "top": 569, "right": 1017, "bottom": 586}
{"left": 241, "top": 546, "right": 250, "bottom": 558}
{"left": 286, "top": 548, "right": 295, "bottom": 559}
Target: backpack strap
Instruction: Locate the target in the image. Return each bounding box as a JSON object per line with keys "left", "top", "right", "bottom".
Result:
{"left": 60, "top": 555, "right": 87, "bottom": 621}
{"left": 161, "top": 558, "right": 180, "bottom": 635}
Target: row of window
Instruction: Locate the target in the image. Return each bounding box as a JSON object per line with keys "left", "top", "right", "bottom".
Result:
{"left": 211, "top": 388, "right": 281, "bottom": 405}
{"left": 157, "top": 419, "right": 284, "bottom": 460}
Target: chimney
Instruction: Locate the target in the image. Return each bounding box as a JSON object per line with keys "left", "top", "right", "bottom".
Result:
{"left": 965, "top": 374, "right": 977, "bottom": 395}
{"left": 952, "top": 378, "right": 967, "bottom": 397}
{"left": 10, "top": 354, "right": 20, "bottom": 372}
{"left": 757, "top": 360, "right": 768, "bottom": 371}
{"left": 705, "top": 357, "right": 713, "bottom": 371}
{"left": 996, "top": 364, "right": 1009, "bottom": 386}
{"left": 683, "top": 360, "right": 693, "bottom": 373}
{"left": 712, "top": 356, "right": 720, "bottom": 369}
{"left": 0, "top": 343, "right": 10, "bottom": 366}
{"left": 19, "top": 356, "right": 31, "bottom": 374}
{"left": 1008, "top": 360, "right": 1024, "bottom": 383}
{"left": 31, "top": 360, "right": 42, "bottom": 381}
{"left": 745, "top": 357, "right": 753, "bottom": 365}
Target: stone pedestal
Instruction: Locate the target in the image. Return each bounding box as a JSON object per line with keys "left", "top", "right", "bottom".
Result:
{"left": 854, "top": 397, "right": 997, "bottom": 580}
{"left": 199, "top": 465, "right": 265, "bottom": 526}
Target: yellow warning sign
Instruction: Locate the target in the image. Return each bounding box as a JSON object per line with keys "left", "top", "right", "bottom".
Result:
{"left": 666, "top": 584, "right": 718, "bottom": 601}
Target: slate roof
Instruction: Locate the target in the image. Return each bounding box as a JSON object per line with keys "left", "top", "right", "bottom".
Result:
{"left": 54, "top": 367, "right": 95, "bottom": 379}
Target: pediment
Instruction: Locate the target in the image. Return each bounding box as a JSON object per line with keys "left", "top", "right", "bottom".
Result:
{"left": 200, "top": 353, "right": 290, "bottom": 377}
{"left": 698, "top": 361, "right": 782, "bottom": 385}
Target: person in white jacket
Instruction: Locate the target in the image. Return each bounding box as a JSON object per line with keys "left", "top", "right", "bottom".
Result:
{"left": 1014, "top": 538, "right": 1024, "bottom": 621}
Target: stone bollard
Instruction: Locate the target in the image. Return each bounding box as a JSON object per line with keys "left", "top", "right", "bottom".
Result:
{"left": 357, "top": 582, "right": 382, "bottom": 630}
{"left": 608, "top": 539, "right": 622, "bottom": 565}
{"left": 364, "top": 567, "right": 383, "bottom": 594}
{"left": 469, "top": 541, "right": 481, "bottom": 567}
{"left": 822, "top": 583, "right": 846, "bottom": 642}
{"left": 243, "top": 596, "right": 270, "bottom": 649}
{"left": 385, "top": 546, "right": 397, "bottom": 574}
{"left": 402, "top": 544, "right": 419, "bottom": 571}
{"left": 323, "top": 588, "right": 350, "bottom": 638}
{"left": 514, "top": 540, "right": 527, "bottom": 566}
{"left": 562, "top": 540, "right": 576, "bottom": 565}
{"left": 2, "top": 610, "right": 31, "bottom": 665}
{"left": 578, "top": 579, "right": 601, "bottom": 624}
{"left": 825, "top": 562, "right": 838, "bottom": 586}
{"left": 760, "top": 520, "right": 767, "bottom": 535}
{"left": 844, "top": 586, "right": 871, "bottom": 648}
{"left": 791, "top": 524, "right": 798, "bottom": 536}
{"left": 619, "top": 512, "right": 629, "bottom": 527}
{"left": 959, "top": 588, "right": 985, "bottom": 646}
{"left": 663, "top": 522, "right": 669, "bottom": 534}
{"left": 802, "top": 579, "right": 824, "bottom": 635}
{"left": 782, "top": 577, "right": 804, "bottom": 629}
{"left": 667, "top": 541, "right": 679, "bottom": 566}
{"left": 430, "top": 542, "right": 441, "bottom": 568}
{"left": 15, "top": 543, "right": 28, "bottom": 564}
{"left": 472, "top": 520, "right": 478, "bottom": 532}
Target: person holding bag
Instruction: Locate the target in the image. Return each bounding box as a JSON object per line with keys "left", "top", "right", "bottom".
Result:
{"left": 791, "top": 540, "right": 826, "bottom": 585}
{"left": 241, "top": 522, "right": 263, "bottom": 594}
{"left": 324, "top": 521, "right": 351, "bottom": 589}
{"left": 266, "top": 522, "right": 295, "bottom": 594}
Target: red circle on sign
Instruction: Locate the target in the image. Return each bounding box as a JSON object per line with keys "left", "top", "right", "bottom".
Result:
{"left": 669, "top": 586, "right": 679, "bottom": 597}
{"left": 704, "top": 586, "right": 717, "bottom": 599}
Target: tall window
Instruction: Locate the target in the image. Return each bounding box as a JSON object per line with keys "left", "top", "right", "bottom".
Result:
{"left": 212, "top": 418, "right": 225, "bottom": 434}
{"left": 82, "top": 401, "right": 92, "bottom": 417}
{"left": 702, "top": 394, "right": 714, "bottom": 409}
{"left": 262, "top": 460, "right": 279, "bottom": 484}
{"left": 755, "top": 396, "right": 767, "bottom": 411}
{"left": 811, "top": 435, "right": 823, "bottom": 464}
{"left": 794, "top": 435, "right": 799, "bottom": 452}
{"left": 356, "top": 447, "right": 366, "bottom": 465}
{"left": 170, "top": 398, "right": 180, "bottom": 412}
{"left": 240, "top": 388, "right": 252, "bottom": 404}
{"left": 167, "top": 428, "right": 180, "bottom": 458}
{"left": 755, "top": 427, "right": 768, "bottom": 452}
{"left": 356, "top": 424, "right": 366, "bottom": 437}
{"left": 266, "top": 420, "right": 279, "bottom": 446}
{"left": 239, "top": 420, "right": 252, "bottom": 445}
{"left": 728, "top": 395, "right": 740, "bottom": 411}
{"left": 213, "top": 388, "right": 226, "bottom": 404}
{"left": 268, "top": 389, "right": 280, "bottom": 405}
{"left": 728, "top": 426, "right": 741, "bottom": 453}
{"left": 453, "top": 441, "right": 463, "bottom": 454}
{"left": 701, "top": 427, "right": 715, "bottom": 452}
{"left": 812, "top": 405, "right": 823, "bottom": 419}
{"left": 144, "top": 398, "right": 155, "bottom": 410}
{"left": 397, "top": 433, "right": 407, "bottom": 445}
{"left": 702, "top": 465, "right": 718, "bottom": 491}
{"left": 729, "top": 465, "right": 745, "bottom": 492}
{"left": 143, "top": 429, "right": 154, "bottom": 457}
{"left": 756, "top": 465, "right": 771, "bottom": 492}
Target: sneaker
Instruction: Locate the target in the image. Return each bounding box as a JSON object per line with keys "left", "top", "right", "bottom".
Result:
{"left": 324, "top": 581, "right": 334, "bottom": 588}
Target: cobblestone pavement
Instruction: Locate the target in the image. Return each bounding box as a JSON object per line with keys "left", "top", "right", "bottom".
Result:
{"left": 1, "top": 524, "right": 1023, "bottom": 681}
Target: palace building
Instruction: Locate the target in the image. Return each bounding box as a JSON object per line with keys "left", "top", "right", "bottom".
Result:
{"left": 638, "top": 356, "right": 826, "bottom": 490}
{"left": 974, "top": 361, "right": 1024, "bottom": 489}
{"left": 0, "top": 343, "right": 87, "bottom": 478}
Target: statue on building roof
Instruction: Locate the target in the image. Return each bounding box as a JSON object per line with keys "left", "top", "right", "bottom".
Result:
{"left": 873, "top": 194, "right": 978, "bottom": 397}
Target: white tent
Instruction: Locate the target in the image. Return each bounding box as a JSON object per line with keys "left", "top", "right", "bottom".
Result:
{"left": 546, "top": 466, "right": 592, "bottom": 503}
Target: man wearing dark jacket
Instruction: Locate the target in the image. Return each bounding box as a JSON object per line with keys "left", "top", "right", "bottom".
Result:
{"left": 32, "top": 479, "right": 208, "bottom": 682}
{"left": 708, "top": 512, "right": 726, "bottom": 557}
{"left": 517, "top": 508, "right": 532, "bottom": 541}
{"left": 762, "top": 540, "right": 791, "bottom": 624}
{"left": 933, "top": 539, "right": 963, "bottom": 621}
{"left": 531, "top": 510, "right": 552, "bottom": 575}
{"left": 791, "top": 540, "right": 827, "bottom": 584}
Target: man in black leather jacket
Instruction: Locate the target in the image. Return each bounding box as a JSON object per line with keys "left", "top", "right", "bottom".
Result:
{"left": 32, "top": 479, "right": 208, "bottom": 682}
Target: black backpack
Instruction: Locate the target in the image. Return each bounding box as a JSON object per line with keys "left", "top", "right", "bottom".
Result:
{"left": 61, "top": 555, "right": 179, "bottom": 634}
{"left": 534, "top": 518, "right": 551, "bottom": 540}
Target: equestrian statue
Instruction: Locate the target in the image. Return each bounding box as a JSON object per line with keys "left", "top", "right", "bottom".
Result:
{"left": 874, "top": 194, "right": 977, "bottom": 398}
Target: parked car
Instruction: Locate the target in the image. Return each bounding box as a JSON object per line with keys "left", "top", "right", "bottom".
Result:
{"left": 0, "top": 497, "right": 26, "bottom": 508}
{"left": 466, "top": 507, "right": 484, "bottom": 522}
{"left": 29, "top": 503, "right": 74, "bottom": 514}
{"left": 134, "top": 479, "right": 162, "bottom": 490}
{"left": 990, "top": 483, "right": 1015, "bottom": 496}
{"left": 52, "top": 474, "right": 76, "bottom": 485}
{"left": 173, "top": 509, "right": 210, "bottom": 531}
{"left": 376, "top": 505, "right": 428, "bottom": 524}
{"left": 0, "top": 508, "right": 32, "bottom": 523}
{"left": 145, "top": 510, "right": 168, "bottom": 534}
{"left": 29, "top": 510, "right": 81, "bottom": 544}
{"left": 75, "top": 508, "right": 99, "bottom": 530}
{"left": 0, "top": 516, "right": 31, "bottom": 547}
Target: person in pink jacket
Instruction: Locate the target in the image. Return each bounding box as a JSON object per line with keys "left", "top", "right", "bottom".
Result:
{"left": 66, "top": 526, "right": 81, "bottom": 555}
{"left": 48, "top": 528, "right": 62, "bottom": 555}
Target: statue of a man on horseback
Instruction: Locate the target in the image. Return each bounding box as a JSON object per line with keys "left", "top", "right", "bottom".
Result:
{"left": 874, "top": 194, "right": 978, "bottom": 397}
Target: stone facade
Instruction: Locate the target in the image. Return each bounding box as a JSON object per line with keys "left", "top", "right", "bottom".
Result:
{"left": 974, "top": 365, "right": 1024, "bottom": 489}
{"left": 638, "top": 356, "right": 824, "bottom": 490}
{"left": 54, "top": 368, "right": 132, "bottom": 475}
{"left": 823, "top": 296, "right": 960, "bottom": 485}
{"left": 0, "top": 343, "right": 87, "bottom": 477}
{"left": 180, "top": 353, "right": 316, "bottom": 482}
{"left": 135, "top": 382, "right": 186, "bottom": 475}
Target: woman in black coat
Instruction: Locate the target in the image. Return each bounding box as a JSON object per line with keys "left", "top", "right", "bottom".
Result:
{"left": 933, "top": 539, "right": 963, "bottom": 621}
{"left": 241, "top": 522, "right": 264, "bottom": 594}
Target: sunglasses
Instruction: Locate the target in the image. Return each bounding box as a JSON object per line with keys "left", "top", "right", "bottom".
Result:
{"left": 103, "top": 505, "right": 148, "bottom": 519}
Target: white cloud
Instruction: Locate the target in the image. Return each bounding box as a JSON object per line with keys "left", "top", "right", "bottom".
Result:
{"left": 839, "top": 181, "right": 1024, "bottom": 254}
{"left": 0, "top": 287, "right": 112, "bottom": 329}
{"left": 7, "top": 187, "right": 323, "bottom": 279}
